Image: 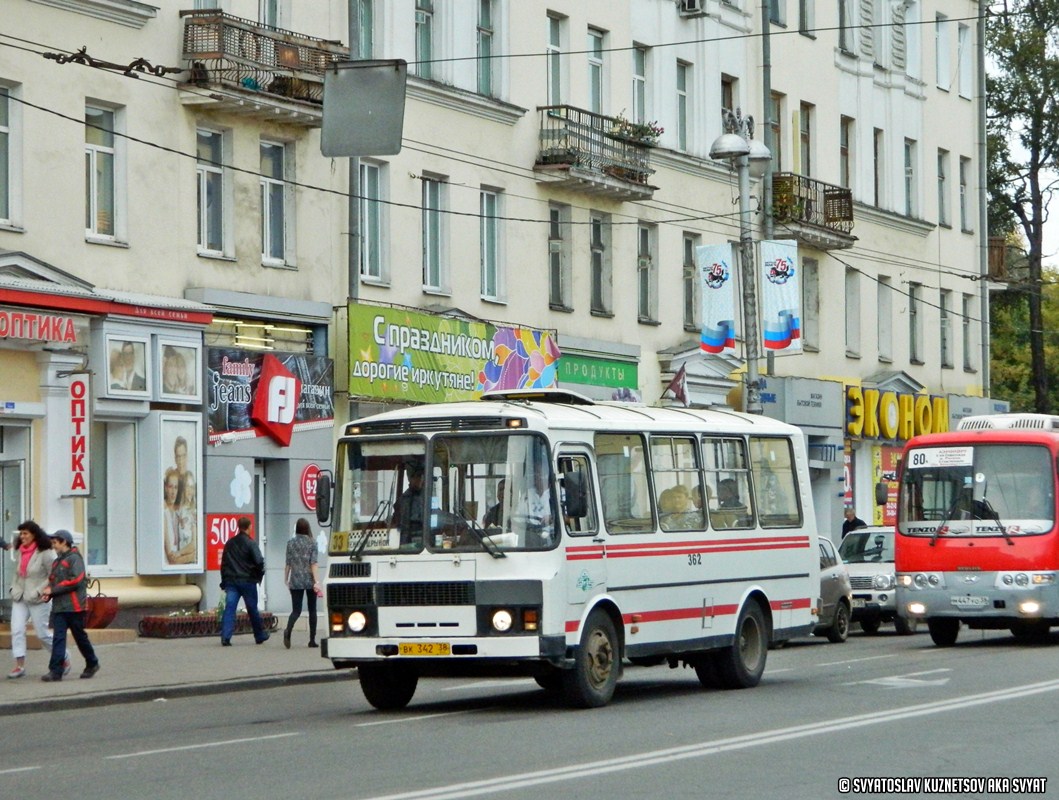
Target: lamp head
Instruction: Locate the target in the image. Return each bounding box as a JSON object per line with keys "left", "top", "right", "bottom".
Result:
{"left": 709, "top": 132, "right": 751, "bottom": 161}
{"left": 747, "top": 138, "right": 772, "bottom": 178}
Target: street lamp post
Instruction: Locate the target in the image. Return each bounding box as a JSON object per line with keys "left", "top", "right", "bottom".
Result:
{"left": 710, "top": 108, "right": 771, "bottom": 415}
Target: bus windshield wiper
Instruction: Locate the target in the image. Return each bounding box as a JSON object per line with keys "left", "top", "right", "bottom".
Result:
{"left": 977, "top": 497, "right": 1015, "bottom": 546}
{"left": 930, "top": 488, "right": 966, "bottom": 548}
{"left": 351, "top": 500, "right": 392, "bottom": 561}
{"left": 456, "top": 509, "right": 506, "bottom": 559}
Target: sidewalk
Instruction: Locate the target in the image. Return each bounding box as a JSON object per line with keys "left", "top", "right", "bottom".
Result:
{"left": 0, "top": 620, "right": 352, "bottom": 717}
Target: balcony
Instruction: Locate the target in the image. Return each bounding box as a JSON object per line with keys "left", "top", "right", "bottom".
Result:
{"left": 535, "top": 106, "right": 657, "bottom": 200}
{"left": 771, "top": 172, "right": 856, "bottom": 250}
{"left": 178, "top": 10, "right": 348, "bottom": 127}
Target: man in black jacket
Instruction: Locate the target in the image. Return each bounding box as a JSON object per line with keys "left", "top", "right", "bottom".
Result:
{"left": 219, "top": 516, "right": 269, "bottom": 646}
{"left": 41, "top": 529, "right": 100, "bottom": 681}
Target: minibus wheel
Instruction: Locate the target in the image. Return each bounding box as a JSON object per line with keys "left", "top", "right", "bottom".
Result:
{"left": 359, "top": 663, "right": 418, "bottom": 710}
{"left": 713, "top": 601, "right": 767, "bottom": 689}
{"left": 562, "top": 609, "right": 619, "bottom": 708}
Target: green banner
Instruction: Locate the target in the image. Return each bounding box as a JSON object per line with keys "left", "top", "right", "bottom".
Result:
{"left": 348, "top": 304, "right": 560, "bottom": 403}
{"left": 559, "top": 354, "right": 638, "bottom": 389}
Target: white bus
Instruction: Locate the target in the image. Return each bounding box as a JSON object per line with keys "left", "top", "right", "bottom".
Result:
{"left": 315, "top": 390, "right": 819, "bottom": 709}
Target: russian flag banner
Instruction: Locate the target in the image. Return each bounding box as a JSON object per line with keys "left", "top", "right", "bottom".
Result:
{"left": 697, "top": 243, "right": 738, "bottom": 356}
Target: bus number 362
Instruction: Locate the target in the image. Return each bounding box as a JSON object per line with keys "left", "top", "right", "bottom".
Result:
{"left": 688, "top": 553, "right": 702, "bottom": 565}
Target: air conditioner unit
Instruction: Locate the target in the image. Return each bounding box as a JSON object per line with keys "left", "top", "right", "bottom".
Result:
{"left": 678, "top": 0, "right": 707, "bottom": 17}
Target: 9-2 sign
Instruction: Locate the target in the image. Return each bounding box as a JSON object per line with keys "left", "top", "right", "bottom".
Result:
{"left": 300, "top": 463, "right": 320, "bottom": 511}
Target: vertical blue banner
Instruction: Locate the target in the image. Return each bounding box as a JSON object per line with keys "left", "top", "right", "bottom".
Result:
{"left": 760, "top": 239, "right": 802, "bottom": 353}
{"left": 697, "top": 243, "right": 737, "bottom": 355}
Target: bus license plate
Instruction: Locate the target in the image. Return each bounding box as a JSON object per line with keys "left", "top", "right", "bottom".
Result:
{"left": 950, "top": 595, "right": 988, "bottom": 608}
{"left": 398, "top": 642, "right": 451, "bottom": 657}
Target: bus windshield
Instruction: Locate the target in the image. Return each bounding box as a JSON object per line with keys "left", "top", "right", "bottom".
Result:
{"left": 332, "top": 431, "right": 558, "bottom": 554}
{"left": 899, "top": 444, "right": 1054, "bottom": 537}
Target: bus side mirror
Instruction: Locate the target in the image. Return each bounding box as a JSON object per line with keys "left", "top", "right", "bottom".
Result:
{"left": 562, "top": 470, "right": 587, "bottom": 519}
{"left": 875, "top": 481, "right": 888, "bottom": 506}
{"left": 315, "top": 470, "right": 333, "bottom": 526}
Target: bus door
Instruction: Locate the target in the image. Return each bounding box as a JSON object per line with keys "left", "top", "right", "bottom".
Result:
{"left": 559, "top": 450, "right": 605, "bottom": 608}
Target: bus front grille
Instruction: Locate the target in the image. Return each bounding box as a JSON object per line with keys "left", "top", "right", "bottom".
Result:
{"left": 378, "top": 581, "right": 475, "bottom": 606}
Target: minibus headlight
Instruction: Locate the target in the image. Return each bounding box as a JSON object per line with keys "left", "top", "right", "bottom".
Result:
{"left": 348, "top": 611, "right": 368, "bottom": 633}
{"left": 491, "top": 609, "right": 514, "bottom": 632}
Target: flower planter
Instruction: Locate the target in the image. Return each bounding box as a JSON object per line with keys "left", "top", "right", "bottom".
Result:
{"left": 137, "top": 612, "right": 278, "bottom": 639}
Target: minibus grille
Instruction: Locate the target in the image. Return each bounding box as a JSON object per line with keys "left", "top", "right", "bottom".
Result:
{"left": 377, "top": 581, "right": 475, "bottom": 606}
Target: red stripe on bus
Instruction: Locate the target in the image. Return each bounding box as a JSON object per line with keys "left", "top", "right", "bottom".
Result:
{"left": 564, "top": 597, "right": 812, "bottom": 632}
{"left": 603, "top": 536, "right": 809, "bottom": 551}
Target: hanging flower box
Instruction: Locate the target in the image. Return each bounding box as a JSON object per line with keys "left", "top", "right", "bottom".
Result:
{"left": 137, "top": 611, "right": 278, "bottom": 639}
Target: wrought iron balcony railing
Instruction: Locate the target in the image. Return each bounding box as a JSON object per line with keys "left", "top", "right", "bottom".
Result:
{"left": 180, "top": 10, "right": 348, "bottom": 108}
{"left": 772, "top": 172, "right": 855, "bottom": 248}
{"left": 535, "top": 106, "right": 656, "bottom": 199}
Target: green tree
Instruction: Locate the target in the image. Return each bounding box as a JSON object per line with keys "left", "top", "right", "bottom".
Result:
{"left": 987, "top": 0, "right": 1059, "bottom": 412}
{"left": 990, "top": 269, "right": 1059, "bottom": 411}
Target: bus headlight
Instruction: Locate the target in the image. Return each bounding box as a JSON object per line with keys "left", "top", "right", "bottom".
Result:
{"left": 928, "top": 574, "right": 941, "bottom": 587}
{"left": 348, "top": 611, "right": 368, "bottom": 633}
{"left": 491, "top": 609, "right": 514, "bottom": 632}
{"left": 1033, "top": 573, "right": 1057, "bottom": 585}
{"left": 1002, "top": 574, "right": 1014, "bottom": 585}
{"left": 914, "top": 573, "right": 929, "bottom": 588}
{"left": 1015, "top": 573, "right": 1030, "bottom": 587}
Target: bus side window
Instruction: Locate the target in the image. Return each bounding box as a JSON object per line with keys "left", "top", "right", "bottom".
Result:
{"left": 558, "top": 453, "right": 598, "bottom": 535}
{"left": 702, "top": 437, "right": 754, "bottom": 529}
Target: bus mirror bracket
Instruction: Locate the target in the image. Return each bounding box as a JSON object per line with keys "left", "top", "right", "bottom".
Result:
{"left": 316, "top": 469, "right": 334, "bottom": 526}
{"left": 562, "top": 470, "right": 588, "bottom": 519}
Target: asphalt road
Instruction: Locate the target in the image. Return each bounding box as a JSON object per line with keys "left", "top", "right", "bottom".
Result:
{"left": 3, "top": 627, "right": 1058, "bottom": 800}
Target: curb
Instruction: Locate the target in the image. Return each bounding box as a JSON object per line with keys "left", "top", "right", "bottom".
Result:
{"left": 0, "top": 668, "right": 356, "bottom": 717}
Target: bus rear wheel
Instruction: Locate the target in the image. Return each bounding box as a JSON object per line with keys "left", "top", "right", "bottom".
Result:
{"left": 927, "top": 618, "right": 960, "bottom": 647}
{"left": 358, "top": 663, "right": 419, "bottom": 710}
{"left": 713, "top": 601, "right": 767, "bottom": 689}
{"left": 562, "top": 609, "right": 619, "bottom": 708}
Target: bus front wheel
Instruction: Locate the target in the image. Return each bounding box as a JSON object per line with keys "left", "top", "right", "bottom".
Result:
{"left": 713, "top": 601, "right": 767, "bottom": 689}
{"left": 927, "top": 618, "right": 960, "bottom": 647}
{"left": 562, "top": 609, "right": 619, "bottom": 708}
{"left": 358, "top": 663, "right": 419, "bottom": 710}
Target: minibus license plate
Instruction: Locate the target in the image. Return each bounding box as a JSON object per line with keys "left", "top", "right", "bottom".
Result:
{"left": 399, "top": 642, "right": 451, "bottom": 656}
{"left": 950, "top": 595, "right": 988, "bottom": 608}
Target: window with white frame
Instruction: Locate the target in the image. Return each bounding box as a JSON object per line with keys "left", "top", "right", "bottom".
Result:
{"left": 356, "top": 0, "right": 374, "bottom": 58}
{"left": 878, "top": 276, "right": 892, "bottom": 361}
{"left": 801, "top": 257, "right": 819, "bottom": 350}
{"left": 905, "top": 1, "right": 921, "bottom": 80}
{"left": 422, "top": 176, "right": 445, "bottom": 290}
{"left": 940, "top": 289, "right": 953, "bottom": 368}
{"left": 721, "top": 74, "right": 735, "bottom": 116}
{"left": 260, "top": 141, "right": 288, "bottom": 264}
{"left": 958, "top": 23, "right": 971, "bottom": 99}
{"left": 845, "top": 267, "right": 860, "bottom": 357}
{"left": 937, "top": 149, "right": 949, "bottom": 227}
{"left": 909, "top": 282, "right": 923, "bottom": 363}
{"left": 360, "top": 161, "right": 385, "bottom": 281}
{"left": 769, "top": 0, "right": 785, "bottom": 25}
{"left": 839, "top": 116, "right": 853, "bottom": 190}
{"left": 478, "top": 0, "right": 494, "bottom": 96}
{"left": 588, "top": 28, "right": 604, "bottom": 115}
{"left": 873, "top": 128, "right": 884, "bottom": 207}
{"left": 259, "top": 0, "right": 279, "bottom": 28}
{"left": 769, "top": 92, "right": 783, "bottom": 170}
{"left": 683, "top": 232, "right": 700, "bottom": 331}
{"left": 0, "top": 86, "right": 10, "bottom": 223}
{"left": 480, "top": 188, "right": 501, "bottom": 300}
{"left": 86, "top": 421, "right": 136, "bottom": 573}
{"left": 872, "top": 0, "right": 888, "bottom": 67}
{"left": 676, "top": 61, "right": 689, "bottom": 151}
{"left": 799, "top": 102, "right": 812, "bottom": 176}
{"left": 547, "top": 15, "right": 564, "bottom": 106}
{"left": 415, "top": 0, "right": 434, "bottom": 80}
{"left": 85, "top": 105, "right": 117, "bottom": 239}
{"left": 962, "top": 294, "right": 975, "bottom": 370}
{"left": 838, "top": 0, "right": 855, "bottom": 53}
{"left": 935, "top": 14, "right": 951, "bottom": 90}
{"left": 799, "top": 0, "right": 813, "bottom": 35}
{"left": 637, "top": 222, "right": 657, "bottom": 323}
{"left": 632, "top": 46, "right": 647, "bottom": 123}
{"left": 959, "top": 156, "right": 971, "bottom": 231}
{"left": 548, "top": 203, "right": 571, "bottom": 310}
{"left": 196, "top": 128, "right": 225, "bottom": 254}
{"left": 904, "top": 138, "right": 916, "bottom": 217}
{"left": 590, "top": 212, "right": 612, "bottom": 316}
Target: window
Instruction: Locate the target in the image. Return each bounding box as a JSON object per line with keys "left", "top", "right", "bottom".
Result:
{"left": 878, "top": 276, "right": 892, "bottom": 361}
{"left": 845, "top": 267, "right": 860, "bottom": 357}
{"left": 957, "top": 23, "right": 971, "bottom": 98}
{"left": 721, "top": 74, "right": 735, "bottom": 116}
{"left": 839, "top": 0, "right": 855, "bottom": 53}
{"left": 905, "top": 1, "right": 922, "bottom": 79}
{"left": 799, "top": 102, "right": 812, "bottom": 176}
{"left": 588, "top": 28, "right": 604, "bottom": 115}
{"left": 749, "top": 437, "right": 801, "bottom": 527}
{"left": 548, "top": 203, "right": 571, "bottom": 310}
{"left": 86, "top": 422, "right": 135, "bottom": 572}
{"left": 596, "top": 433, "right": 652, "bottom": 533}
{"left": 937, "top": 149, "right": 949, "bottom": 226}
{"left": 873, "top": 128, "right": 884, "bottom": 207}
{"left": 415, "top": 0, "right": 433, "bottom": 80}
{"left": 258, "top": 0, "right": 279, "bottom": 28}
{"left": 962, "top": 294, "right": 975, "bottom": 371}
{"left": 909, "top": 282, "right": 922, "bottom": 363}
{"left": 872, "top": 0, "right": 888, "bottom": 67}
{"left": 703, "top": 437, "right": 753, "bottom": 530}
{"left": 652, "top": 436, "right": 705, "bottom": 532}
{"left": 547, "top": 15, "right": 564, "bottom": 106}
{"left": 361, "top": 161, "right": 385, "bottom": 281}
{"left": 959, "top": 156, "right": 971, "bottom": 231}
{"left": 839, "top": 116, "right": 853, "bottom": 190}
{"left": 477, "top": 0, "right": 494, "bottom": 96}
{"left": 935, "top": 14, "right": 951, "bottom": 90}
{"left": 801, "top": 257, "right": 819, "bottom": 350}
{"left": 683, "top": 232, "right": 700, "bottom": 330}
{"left": 590, "top": 212, "right": 612, "bottom": 315}
{"left": 799, "top": 0, "right": 814, "bottom": 35}
{"left": 632, "top": 46, "right": 647, "bottom": 123}
{"left": 637, "top": 222, "right": 657, "bottom": 323}
{"left": 196, "top": 128, "right": 225, "bottom": 254}
{"left": 769, "top": 0, "right": 785, "bottom": 26}
{"left": 940, "top": 289, "right": 953, "bottom": 368}
{"left": 355, "top": 0, "right": 373, "bottom": 58}
{"left": 85, "top": 105, "right": 116, "bottom": 238}
{"left": 260, "top": 141, "right": 290, "bottom": 264}
{"left": 676, "top": 61, "right": 689, "bottom": 151}
{"left": 904, "top": 138, "right": 916, "bottom": 217}
{"left": 421, "top": 177, "right": 444, "bottom": 290}
{"left": 480, "top": 188, "right": 501, "bottom": 300}
{"left": 0, "top": 86, "right": 10, "bottom": 223}
{"left": 769, "top": 92, "right": 783, "bottom": 169}
{"left": 557, "top": 453, "right": 598, "bottom": 535}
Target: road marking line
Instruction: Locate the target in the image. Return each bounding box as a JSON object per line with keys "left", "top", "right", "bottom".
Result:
{"left": 0, "top": 766, "right": 42, "bottom": 775}
{"left": 356, "top": 709, "right": 478, "bottom": 727}
{"left": 842, "top": 668, "right": 951, "bottom": 687}
{"left": 106, "top": 732, "right": 298, "bottom": 760}
{"left": 816, "top": 654, "right": 895, "bottom": 667}
{"left": 354, "top": 677, "right": 1059, "bottom": 800}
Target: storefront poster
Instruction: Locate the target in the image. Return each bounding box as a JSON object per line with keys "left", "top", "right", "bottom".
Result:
{"left": 160, "top": 415, "right": 202, "bottom": 571}
{"left": 871, "top": 445, "right": 901, "bottom": 526}
{"left": 348, "top": 304, "right": 560, "bottom": 403}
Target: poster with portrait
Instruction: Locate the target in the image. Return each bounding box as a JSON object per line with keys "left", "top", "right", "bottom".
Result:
{"left": 157, "top": 339, "right": 202, "bottom": 404}
{"left": 159, "top": 415, "right": 202, "bottom": 572}
{"left": 105, "top": 334, "right": 151, "bottom": 398}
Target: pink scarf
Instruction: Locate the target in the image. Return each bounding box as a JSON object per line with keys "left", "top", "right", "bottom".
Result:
{"left": 18, "top": 542, "right": 36, "bottom": 578}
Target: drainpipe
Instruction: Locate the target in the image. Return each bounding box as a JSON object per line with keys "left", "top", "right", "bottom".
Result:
{"left": 348, "top": 0, "right": 362, "bottom": 301}
{"left": 976, "top": 4, "right": 990, "bottom": 392}
{"left": 761, "top": 1, "right": 775, "bottom": 378}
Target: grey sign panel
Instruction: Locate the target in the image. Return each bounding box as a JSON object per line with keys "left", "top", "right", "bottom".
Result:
{"left": 321, "top": 59, "right": 407, "bottom": 157}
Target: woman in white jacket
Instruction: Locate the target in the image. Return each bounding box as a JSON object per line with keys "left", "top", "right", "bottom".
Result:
{"left": 7, "top": 520, "right": 65, "bottom": 679}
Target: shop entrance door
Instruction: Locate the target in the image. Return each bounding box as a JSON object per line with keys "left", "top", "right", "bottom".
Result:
{"left": 0, "top": 460, "right": 25, "bottom": 623}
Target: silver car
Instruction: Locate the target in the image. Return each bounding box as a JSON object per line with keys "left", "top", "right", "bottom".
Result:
{"left": 838, "top": 526, "right": 918, "bottom": 635}
{"left": 814, "top": 536, "right": 853, "bottom": 643}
